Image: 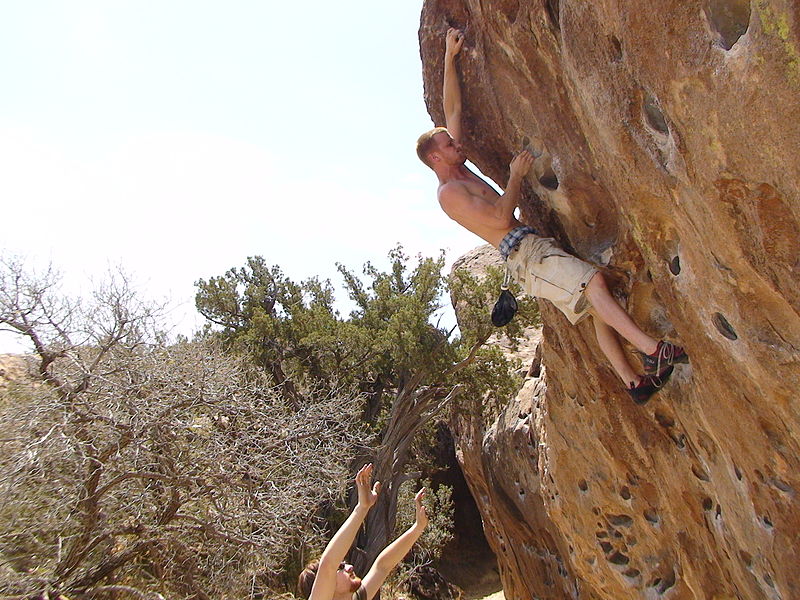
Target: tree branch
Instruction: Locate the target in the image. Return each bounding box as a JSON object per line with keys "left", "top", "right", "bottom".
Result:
{"left": 83, "top": 585, "right": 165, "bottom": 600}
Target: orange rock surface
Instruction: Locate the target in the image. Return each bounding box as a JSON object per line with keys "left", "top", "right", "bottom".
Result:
{"left": 426, "top": 2, "right": 800, "bottom": 598}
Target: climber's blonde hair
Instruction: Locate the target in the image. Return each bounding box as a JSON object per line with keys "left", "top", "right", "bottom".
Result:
{"left": 416, "top": 127, "right": 449, "bottom": 168}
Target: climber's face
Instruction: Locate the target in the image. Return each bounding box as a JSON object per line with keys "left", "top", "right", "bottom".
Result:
{"left": 432, "top": 131, "right": 466, "bottom": 166}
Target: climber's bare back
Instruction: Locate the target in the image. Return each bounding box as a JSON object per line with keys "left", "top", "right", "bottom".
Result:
{"left": 437, "top": 167, "right": 522, "bottom": 248}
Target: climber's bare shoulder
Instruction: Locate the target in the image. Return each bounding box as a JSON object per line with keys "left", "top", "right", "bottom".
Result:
{"left": 437, "top": 181, "right": 510, "bottom": 247}
{"left": 438, "top": 180, "right": 482, "bottom": 221}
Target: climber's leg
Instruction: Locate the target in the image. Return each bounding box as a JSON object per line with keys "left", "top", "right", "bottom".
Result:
{"left": 593, "top": 317, "right": 675, "bottom": 402}
{"left": 584, "top": 273, "right": 659, "bottom": 355}
{"left": 592, "top": 317, "right": 640, "bottom": 384}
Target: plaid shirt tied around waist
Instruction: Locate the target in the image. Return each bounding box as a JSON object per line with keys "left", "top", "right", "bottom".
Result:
{"left": 498, "top": 226, "right": 536, "bottom": 260}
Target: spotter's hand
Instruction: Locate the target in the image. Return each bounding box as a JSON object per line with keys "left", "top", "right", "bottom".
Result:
{"left": 355, "top": 463, "right": 381, "bottom": 510}
{"left": 414, "top": 488, "right": 429, "bottom": 529}
{"left": 445, "top": 28, "right": 464, "bottom": 57}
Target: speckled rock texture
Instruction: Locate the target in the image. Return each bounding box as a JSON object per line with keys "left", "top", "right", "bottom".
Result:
{"left": 425, "top": 2, "right": 800, "bottom": 599}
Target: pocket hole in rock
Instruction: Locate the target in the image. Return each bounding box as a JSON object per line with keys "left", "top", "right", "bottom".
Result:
{"left": 739, "top": 550, "right": 753, "bottom": 567}
{"left": 609, "top": 514, "right": 634, "bottom": 527}
{"left": 703, "top": 0, "right": 751, "bottom": 50}
{"left": 734, "top": 464, "right": 742, "bottom": 480}
{"left": 655, "top": 411, "right": 675, "bottom": 428}
{"left": 702, "top": 497, "right": 713, "bottom": 511}
{"left": 608, "top": 551, "right": 629, "bottom": 565}
{"left": 712, "top": 312, "right": 738, "bottom": 340}
{"left": 669, "top": 255, "right": 681, "bottom": 275}
{"left": 644, "top": 508, "right": 659, "bottom": 524}
{"left": 623, "top": 568, "right": 640, "bottom": 578}
{"left": 762, "top": 515, "right": 773, "bottom": 529}
{"left": 620, "top": 486, "right": 631, "bottom": 500}
{"left": 657, "top": 568, "right": 676, "bottom": 594}
{"left": 578, "top": 479, "right": 588, "bottom": 492}
{"left": 609, "top": 35, "right": 623, "bottom": 62}
{"left": 545, "top": 0, "right": 560, "bottom": 31}
{"left": 692, "top": 463, "right": 711, "bottom": 482}
{"left": 643, "top": 94, "right": 670, "bottom": 135}
{"left": 773, "top": 478, "right": 792, "bottom": 493}
{"left": 599, "top": 541, "right": 613, "bottom": 553}
{"left": 763, "top": 573, "right": 776, "bottom": 588}
{"left": 539, "top": 169, "right": 559, "bottom": 190}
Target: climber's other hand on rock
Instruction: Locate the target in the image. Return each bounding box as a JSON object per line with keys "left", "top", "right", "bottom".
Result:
{"left": 446, "top": 28, "right": 464, "bottom": 58}
{"left": 510, "top": 150, "right": 535, "bottom": 179}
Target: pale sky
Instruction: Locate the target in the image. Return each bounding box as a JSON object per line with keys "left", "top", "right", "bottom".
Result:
{"left": 0, "top": 1, "right": 483, "bottom": 352}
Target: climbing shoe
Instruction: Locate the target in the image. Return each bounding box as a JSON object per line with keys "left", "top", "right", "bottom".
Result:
{"left": 627, "top": 366, "right": 674, "bottom": 405}
{"left": 641, "top": 341, "right": 688, "bottom": 376}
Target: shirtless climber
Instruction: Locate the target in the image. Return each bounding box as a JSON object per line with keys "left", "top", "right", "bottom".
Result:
{"left": 297, "top": 463, "right": 429, "bottom": 600}
{"left": 416, "top": 28, "right": 688, "bottom": 403}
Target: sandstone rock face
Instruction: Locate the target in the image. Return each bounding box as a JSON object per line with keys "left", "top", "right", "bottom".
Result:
{"left": 425, "top": 2, "right": 800, "bottom": 599}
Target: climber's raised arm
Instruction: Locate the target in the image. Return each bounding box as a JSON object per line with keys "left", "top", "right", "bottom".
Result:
{"left": 360, "top": 489, "right": 429, "bottom": 600}
{"left": 443, "top": 27, "right": 465, "bottom": 143}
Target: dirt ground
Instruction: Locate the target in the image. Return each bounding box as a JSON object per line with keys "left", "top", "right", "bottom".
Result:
{"left": 465, "top": 584, "right": 504, "bottom": 600}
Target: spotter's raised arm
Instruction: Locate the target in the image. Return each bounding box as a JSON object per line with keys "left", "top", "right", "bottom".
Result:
{"left": 298, "top": 465, "right": 428, "bottom": 600}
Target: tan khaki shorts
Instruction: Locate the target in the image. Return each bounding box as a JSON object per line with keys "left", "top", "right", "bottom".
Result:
{"left": 506, "top": 235, "right": 597, "bottom": 325}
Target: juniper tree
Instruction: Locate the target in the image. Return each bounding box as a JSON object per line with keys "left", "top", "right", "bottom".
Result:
{"left": 194, "top": 246, "right": 538, "bottom": 576}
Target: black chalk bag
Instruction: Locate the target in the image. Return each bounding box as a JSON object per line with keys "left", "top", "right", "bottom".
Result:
{"left": 491, "top": 265, "right": 517, "bottom": 327}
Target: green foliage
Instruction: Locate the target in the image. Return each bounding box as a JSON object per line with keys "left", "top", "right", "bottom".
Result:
{"left": 448, "top": 264, "right": 540, "bottom": 350}
{"left": 446, "top": 262, "right": 539, "bottom": 420}
{"left": 195, "top": 247, "right": 468, "bottom": 427}
{"left": 448, "top": 345, "right": 526, "bottom": 422}
{"left": 195, "top": 247, "right": 538, "bottom": 417}
{"left": 337, "top": 246, "right": 453, "bottom": 382}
